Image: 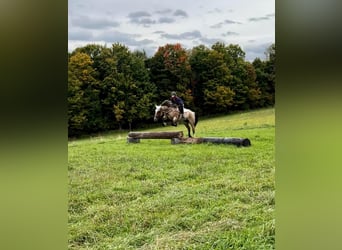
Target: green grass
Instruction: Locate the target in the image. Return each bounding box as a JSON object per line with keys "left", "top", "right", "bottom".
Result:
{"left": 68, "top": 108, "right": 275, "bottom": 249}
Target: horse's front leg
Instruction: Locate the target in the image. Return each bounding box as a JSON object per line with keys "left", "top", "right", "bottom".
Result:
{"left": 162, "top": 116, "right": 168, "bottom": 126}
{"left": 172, "top": 117, "right": 178, "bottom": 127}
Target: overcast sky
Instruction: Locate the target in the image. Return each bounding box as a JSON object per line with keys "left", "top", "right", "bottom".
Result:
{"left": 68, "top": 0, "right": 274, "bottom": 61}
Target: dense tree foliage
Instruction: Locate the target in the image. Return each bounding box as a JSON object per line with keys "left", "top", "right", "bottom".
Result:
{"left": 68, "top": 42, "right": 275, "bottom": 137}
{"left": 68, "top": 52, "right": 102, "bottom": 136}
{"left": 68, "top": 44, "right": 156, "bottom": 136}
{"left": 146, "top": 43, "right": 193, "bottom": 107}
{"left": 252, "top": 44, "right": 275, "bottom": 107}
{"left": 189, "top": 44, "right": 233, "bottom": 113}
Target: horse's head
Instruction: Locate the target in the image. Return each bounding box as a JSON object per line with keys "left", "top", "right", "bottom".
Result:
{"left": 154, "top": 105, "right": 162, "bottom": 122}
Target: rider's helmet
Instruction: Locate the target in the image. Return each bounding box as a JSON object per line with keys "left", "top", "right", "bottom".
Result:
{"left": 171, "top": 91, "right": 177, "bottom": 97}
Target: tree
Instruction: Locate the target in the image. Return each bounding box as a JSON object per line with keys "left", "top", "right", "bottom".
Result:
{"left": 68, "top": 41, "right": 274, "bottom": 137}
{"left": 106, "top": 43, "right": 156, "bottom": 130}
{"left": 245, "top": 61, "right": 262, "bottom": 108}
{"left": 68, "top": 52, "right": 102, "bottom": 136}
{"left": 68, "top": 44, "right": 156, "bottom": 134}
{"left": 211, "top": 43, "right": 254, "bottom": 110}
{"left": 189, "top": 44, "right": 234, "bottom": 114}
{"left": 148, "top": 43, "right": 193, "bottom": 106}
{"left": 204, "top": 84, "right": 235, "bottom": 112}
{"left": 265, "top": 43, "right": 275, "bottom": 105}
{"left": 252, "top": 43, "right": 275, "bottom": 107}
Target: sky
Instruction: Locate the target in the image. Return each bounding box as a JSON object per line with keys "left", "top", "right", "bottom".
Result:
{"left": 68, "top": 0, "right": 274, "bottom": 61}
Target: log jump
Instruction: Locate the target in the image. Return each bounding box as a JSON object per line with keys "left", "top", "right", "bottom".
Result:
{"left": 171, "top": 137, "right": 251, "bottom": 147}
{"left": 127, "top": 131, "right": 183, "bottom": 143}
{"left": 127, "top": 131, "right": 251, "bottom": 147}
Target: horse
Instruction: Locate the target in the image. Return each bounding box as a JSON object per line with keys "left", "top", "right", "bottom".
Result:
{"left": 154, "top": 100, "right": 198, "bottom": 137}
{"left": 154, "top": 100, "right": 184, "bottom": 127}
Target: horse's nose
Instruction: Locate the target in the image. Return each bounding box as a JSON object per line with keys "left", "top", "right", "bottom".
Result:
{"left": 153, "top": 117, "right": 157, "bottom": 122}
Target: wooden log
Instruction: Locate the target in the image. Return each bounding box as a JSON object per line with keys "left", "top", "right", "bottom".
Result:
{"left": 172, "top": 137, "right": 251, "bottom": 147}
{"left": 127, "top": 137, "right": 140, "bottom": 143}
{"left": 128, "top": 131, "right": 183, "bottom": 139}
{"left": 200, "top": 137, "right": 251, "bottom": 147}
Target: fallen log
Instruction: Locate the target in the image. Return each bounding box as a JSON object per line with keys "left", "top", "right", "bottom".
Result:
{"left": 171, "top": 137, "right": 251, "bottom": 147}
{"left": 127, "top": 131, "right": 251, "bottom": 146}
{"left": 128, "top": 131, "right": 183, "bottom": 139}
{"left": 127, "top": 131, "right": 184, "bottom": 143}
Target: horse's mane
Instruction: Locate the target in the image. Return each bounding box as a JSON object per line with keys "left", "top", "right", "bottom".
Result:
{"left": 160, "top": 100, "right": 173, "bottom": 107}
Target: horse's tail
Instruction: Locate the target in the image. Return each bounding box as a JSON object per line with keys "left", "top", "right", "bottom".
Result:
{"left": 194, "top": 112, "right": 199, "bottom": 127}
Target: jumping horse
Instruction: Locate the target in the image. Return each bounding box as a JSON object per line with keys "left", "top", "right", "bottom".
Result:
{"left": 154, "top": 100, "right": 198, "bottom": 137}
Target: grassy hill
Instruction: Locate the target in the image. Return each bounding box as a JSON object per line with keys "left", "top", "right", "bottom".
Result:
{"left": 68, "top": 108, "right": 275, "bottom": 249}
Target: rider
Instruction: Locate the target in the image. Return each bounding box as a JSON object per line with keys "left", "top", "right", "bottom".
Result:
{"left": 170, "top": 91, "right": 184, "bottom": 119}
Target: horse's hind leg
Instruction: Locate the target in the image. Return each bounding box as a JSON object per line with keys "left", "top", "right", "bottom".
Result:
{"left": 191, "top": 123, "right": 195, "bottom": 136}
{"left": 184, "top": 122, "right": 191, "bottom": 137}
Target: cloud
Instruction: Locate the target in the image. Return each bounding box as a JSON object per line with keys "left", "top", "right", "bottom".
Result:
{"left": 161, "top": 30, "right": 202, "bottom": 40}
{"left": 96, "top": 31, "right": 138, "bottom": 43}
{"left": 224, "top": 19, "right": 241, "bottom": 24}
{"left": 129, "top": 17, "right": 156, "bottom": 27}
{"left": 244, "top": 42, "right": 273, "bottom": 61}
{"left": 210, "top": 19, "right": 242, "bottom": 28}
{"left": 207, "top": 8, "right": 223, "bottom": 14}
{"left": 68, "top": 30, "right": 94, "bottom": 41}
{"left": 208, "top": 8, "right": 234, "bottom": 14}
{"left": 127, "top": 9, "right": 189, "bottom": 26}
{"left": 222, "top": 31, "right": 239, "bottom": 36}
{"left": 96, "top": 31, "right": 154, "bottom": 46}
{"left": 133, "top": 39, "right": 155, "bottom": 46}
{"left": 199, "top": 37, "right": 225, "bottom": 45}
{"left": 141, "top": 46, "right": 158, "bottom": 56}
{"left": 71, "top": 15, "right": 120, "bottom": 29}
{"left": 158, "top": 17, "right": 175, "bottom": 23}
{"left": 210, "top": 23, "right": 223, "bottom": 29}
{"left": 248, "top": 17, "right": 269, "bottom": 22}
{"left": 159, "top": 30, "right": 225, "bottom": 47}
{"left": 128, "top": 11, "right": 151, "bottom": 18}
{"left": 127, "top": 11, "right": 157, "bottom": 26}
{"left": 248, "top": 14, "right": 274, "bottom": 22}
{"left": 138, "top": 18, "right": 156, "bottom": 26}
{"left": 155, "top": 9, "right": 173, "bottom": 14}
{"left": 173, "top": 9, "right": 188, "bottom": 18}
{"left": 68, "top": 1, "right": 274, "bottom": 60}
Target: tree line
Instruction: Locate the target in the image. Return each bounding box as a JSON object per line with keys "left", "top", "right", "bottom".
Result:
{"left": 68, "top": 42, "right": 275, "bottom": 137}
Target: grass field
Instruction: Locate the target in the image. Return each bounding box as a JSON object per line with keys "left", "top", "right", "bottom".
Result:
{"left": 68, "top": 108, "right": 275, "bottom": 249}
